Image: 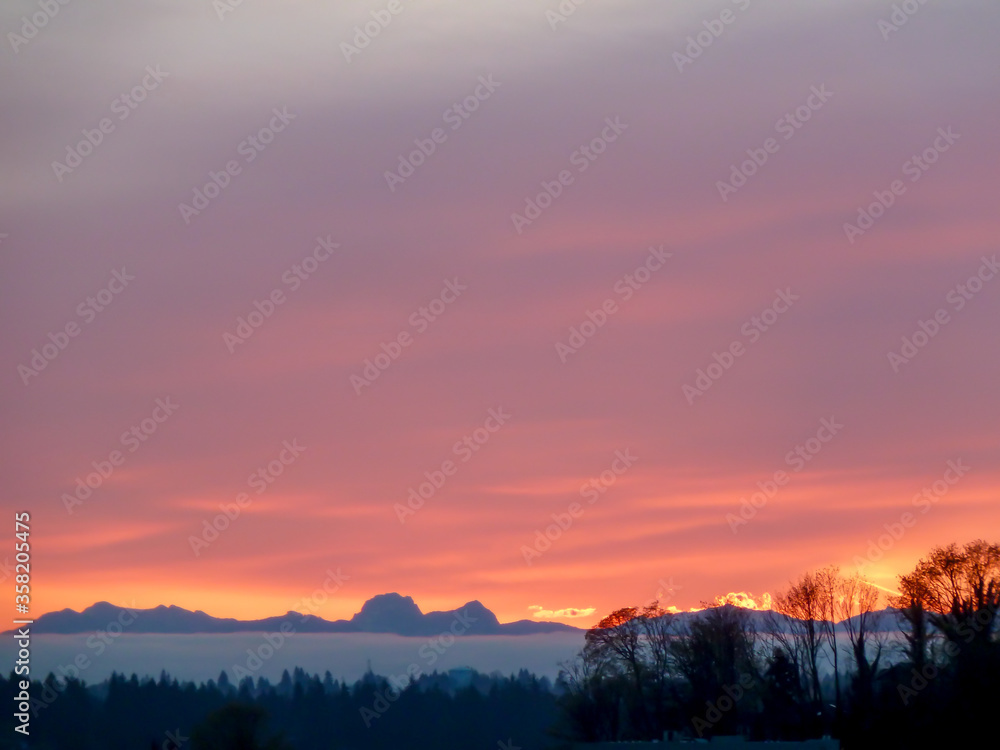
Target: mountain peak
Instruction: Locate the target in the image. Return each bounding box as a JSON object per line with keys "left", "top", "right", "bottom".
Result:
{"left": 458, "top": 600, "right": 500, "bottom": 625}
{"left": 351, "top": 593, "right": 424, "bottom": 632}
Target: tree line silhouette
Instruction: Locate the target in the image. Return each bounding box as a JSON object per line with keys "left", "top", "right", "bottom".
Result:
{"left": 555, "top": 539, "right": 999, "bottom": 747}
{"left": 0, "top": 666, "right": 557, "bottom": 750}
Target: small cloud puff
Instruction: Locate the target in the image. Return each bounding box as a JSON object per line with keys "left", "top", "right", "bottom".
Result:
{"left": 528, "top": 605, "right": 597, "bottom": 619}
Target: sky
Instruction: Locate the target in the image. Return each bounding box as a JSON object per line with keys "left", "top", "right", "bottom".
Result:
{"left": 2, "top": 0, "right": 999, "bottom": 626}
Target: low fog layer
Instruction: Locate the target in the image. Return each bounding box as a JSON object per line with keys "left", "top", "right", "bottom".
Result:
{"left": 6, "top": 632, "right": 586, "bottom": 684}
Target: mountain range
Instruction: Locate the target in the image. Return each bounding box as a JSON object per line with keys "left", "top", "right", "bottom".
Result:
{"left": 20, "top": 593, "right": 582, "bottom": 636}
{"left": 16, "top": 594, "right": 907, "bottom": 636}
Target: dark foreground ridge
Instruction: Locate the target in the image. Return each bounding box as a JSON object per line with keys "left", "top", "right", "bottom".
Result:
{"left": 18, "top": 593, "right": 583, "bottom": 635}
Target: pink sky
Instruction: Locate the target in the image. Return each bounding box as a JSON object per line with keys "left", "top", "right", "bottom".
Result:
{"left": 2, "top": 0, "right": 999, "bottom": 625}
